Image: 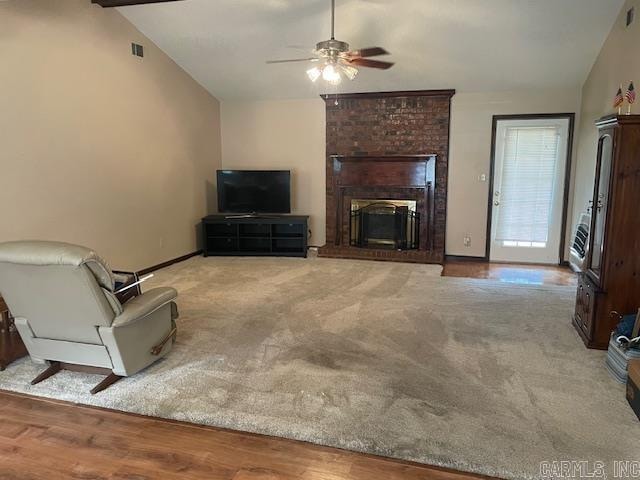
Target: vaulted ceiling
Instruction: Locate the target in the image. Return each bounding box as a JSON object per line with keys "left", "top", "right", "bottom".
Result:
{"left": 117, "top": 0, "right": 624, "bottom": 100}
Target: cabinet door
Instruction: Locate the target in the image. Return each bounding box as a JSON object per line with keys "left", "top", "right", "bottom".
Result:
{"left": 587, "top": 132, "right": 614, "bottom": 283}
{"left": 574, "top": 276, "right": 586, "bottom": 326}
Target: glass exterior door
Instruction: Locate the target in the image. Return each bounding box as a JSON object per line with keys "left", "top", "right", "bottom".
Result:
{"left": 489, "top": 118, "right": 570, "bottom": 264}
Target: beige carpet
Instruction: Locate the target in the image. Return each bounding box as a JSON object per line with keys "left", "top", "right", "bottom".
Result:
{"left": 1, "top": 255, "right": 639, "bottom": 479}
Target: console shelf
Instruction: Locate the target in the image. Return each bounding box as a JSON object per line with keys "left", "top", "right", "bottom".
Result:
{"left": 202, "top": 215, "right": 308, "bottom": 258}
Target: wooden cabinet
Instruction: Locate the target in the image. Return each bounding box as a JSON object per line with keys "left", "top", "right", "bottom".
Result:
{"left": 573, "top": 115, "right": 640, "bottom": 349}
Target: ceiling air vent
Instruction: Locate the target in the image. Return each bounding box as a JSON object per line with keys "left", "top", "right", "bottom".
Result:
{"left": 627, "top": 7, "right": 635, "bottom": 27}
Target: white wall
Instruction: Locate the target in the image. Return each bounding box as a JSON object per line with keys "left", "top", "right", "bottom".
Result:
{"left": 4, "top": 0, "right": 624, "bottom": 268}
{"left": 221, "top": 99, "right": 326, "bottom": 246}
{"left": 221, "top": 90, "right": 581, "bottom": 257}
{"left": 0, "top": 0, "right": 222, "bottom": 271}
{"left": 571, "top": 0, "right": 639, "bottom": 238}
{"left": 447, "top": 90, "right": 581, "bottom": 258}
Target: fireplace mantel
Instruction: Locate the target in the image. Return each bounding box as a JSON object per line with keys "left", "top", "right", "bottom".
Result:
{"left": 329, "top": 155, "right": 437, "bottom": 187}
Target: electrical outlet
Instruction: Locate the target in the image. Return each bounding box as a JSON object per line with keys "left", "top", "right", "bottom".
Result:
{"left": 463, "top": 234, "right": 472, "bottom": 247}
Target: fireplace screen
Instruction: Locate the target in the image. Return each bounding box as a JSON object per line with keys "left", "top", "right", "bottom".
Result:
{"left": 350, "top": 200, "right": 419, "bottom": 250}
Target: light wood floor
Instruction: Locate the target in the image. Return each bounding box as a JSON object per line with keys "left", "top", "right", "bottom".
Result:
{"left": 0, "top": 390, "right": 490, "bottom": 480}
{"left": 442, "top": 260, "right": 577, "bottom": 286}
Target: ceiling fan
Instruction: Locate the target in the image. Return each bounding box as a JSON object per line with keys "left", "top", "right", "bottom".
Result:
{"left": 266, "top": 0, "right": 394, "bottom": 85}
{"left": 92, "top": 0, "right": 184, "bottom": 6}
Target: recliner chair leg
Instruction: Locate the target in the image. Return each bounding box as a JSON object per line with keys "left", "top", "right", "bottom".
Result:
{"left": 31, "top": 362, "right": 61, "bottom": 385}
{"left": 90, "top": 372, "right": 122, "bottom": 395}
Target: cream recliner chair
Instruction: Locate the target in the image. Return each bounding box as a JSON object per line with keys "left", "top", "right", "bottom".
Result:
{"left": 0, "top": 241, "right": 178, "bottom": 394}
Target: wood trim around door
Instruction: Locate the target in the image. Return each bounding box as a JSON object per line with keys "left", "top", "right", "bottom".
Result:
{"left": 484, "top": 113, "right": 575, "bottom": 264}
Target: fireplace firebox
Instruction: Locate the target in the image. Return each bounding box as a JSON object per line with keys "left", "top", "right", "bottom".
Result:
{"left": 318, "top": 154, "right": 440, "bottom": 263}
{"left": 350, "top": 200, "right": 419, "bottom": 250}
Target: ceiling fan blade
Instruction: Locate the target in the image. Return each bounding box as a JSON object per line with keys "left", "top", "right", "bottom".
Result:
{"left": 348, "top": 58, "right": 394, "bottom": 69}
{"left": 266, "top": 58, "right": 317, "bottom": 64}
{"left": 92, "top": 0, "right": 183, "bottom": 6}
{"left": 351, "top": 47, "right": 389, "bottom": 57}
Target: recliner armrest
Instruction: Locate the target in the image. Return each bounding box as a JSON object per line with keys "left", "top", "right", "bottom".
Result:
{"left": 112, "top": 287, "right": 177, "bottom": 327}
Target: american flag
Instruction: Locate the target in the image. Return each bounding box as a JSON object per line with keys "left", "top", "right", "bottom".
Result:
{"left": 614, "top": 86, "right": 624, "bottom": 109}
{"left": 626, "top": 81, "right": 636, "bottom": 104}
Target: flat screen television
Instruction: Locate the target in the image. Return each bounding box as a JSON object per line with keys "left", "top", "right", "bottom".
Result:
{"left": 217, "top": 170, "right": 291, "bottom": 214}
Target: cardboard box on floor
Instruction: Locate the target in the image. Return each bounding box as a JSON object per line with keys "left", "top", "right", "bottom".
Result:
{"left": 628, "top": 359, "right": 640, "bottom": 421}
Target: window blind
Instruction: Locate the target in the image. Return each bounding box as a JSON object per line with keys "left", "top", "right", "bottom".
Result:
{"left": 495, "top": 126, "right": 560, "bottom": 243}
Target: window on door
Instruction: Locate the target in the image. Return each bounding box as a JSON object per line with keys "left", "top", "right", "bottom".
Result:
{"left": 489, "top": 117, "right": 571, "bottom": 264}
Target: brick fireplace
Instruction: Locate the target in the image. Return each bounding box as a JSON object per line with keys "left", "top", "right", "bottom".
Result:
{"left": 318, "top": 89, "right": 455, "bottom": 264}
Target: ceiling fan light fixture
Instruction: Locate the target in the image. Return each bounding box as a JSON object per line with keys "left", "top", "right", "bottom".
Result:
{"left": 322, "top": 63, "right": 341, "bottom": 84}
{"left": 306, "top": 66, "right": 322, "bottom": 82}
{"left": 340, "top": 64, "right": 358, "bottom": 80}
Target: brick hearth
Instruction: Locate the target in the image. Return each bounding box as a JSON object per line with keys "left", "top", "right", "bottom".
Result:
{"left": 318, "top": 90, "right": 455, "bottom": 264}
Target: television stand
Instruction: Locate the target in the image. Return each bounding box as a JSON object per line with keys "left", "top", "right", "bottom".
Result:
{"left": 202, "top": 214, "right": 308, "bottom": 258}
